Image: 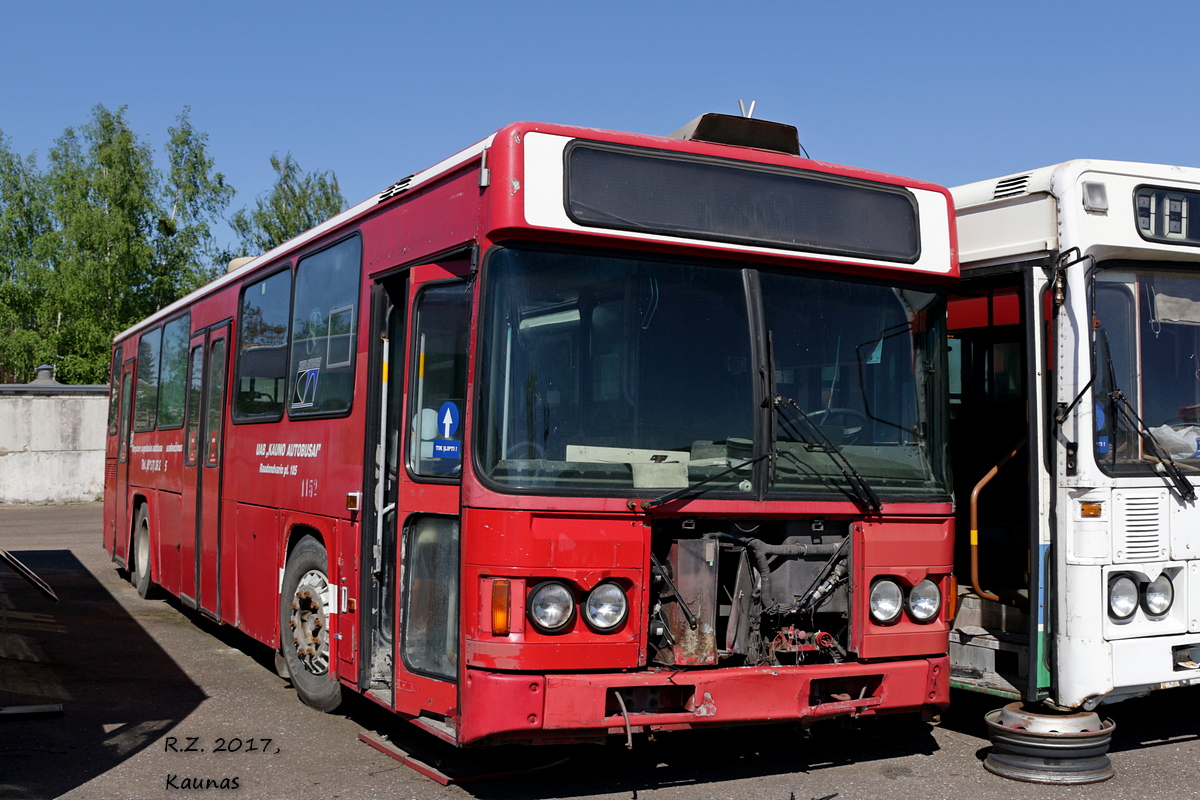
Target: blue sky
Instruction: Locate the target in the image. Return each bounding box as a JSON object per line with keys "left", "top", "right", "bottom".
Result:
{"left": 2, "top": 1, "right": 1194, "bottom": 249}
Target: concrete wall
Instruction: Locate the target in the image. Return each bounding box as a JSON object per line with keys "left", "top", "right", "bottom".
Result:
{"left": 0, "top": 392, "right": 107, "bottom": 504}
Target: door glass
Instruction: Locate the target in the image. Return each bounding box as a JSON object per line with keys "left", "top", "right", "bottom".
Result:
{"left": 401, "top": 516, "right": 459, "bottom": 680}
{"left": 107, "top": 346, "right": 123, "bottom": 437}
{"left": 118, "top": 370, "right": 134, "bottom": 462}
{"left": 185, "top": 345, "right": 204, "bottom": 466}
{"left": 205, "top": 339, "right": 227, "bottom": 468}
{"left": 408, "top": 283, "right": 471, "bottom": 478}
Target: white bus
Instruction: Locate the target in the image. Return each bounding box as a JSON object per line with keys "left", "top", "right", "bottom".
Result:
{"left": 948, "top": 160, "right": 1200, "bottom": 715}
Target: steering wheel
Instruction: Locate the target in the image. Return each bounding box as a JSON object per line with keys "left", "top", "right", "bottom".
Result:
{"left": 805, "top": 408, "right": 867, "bottom": 444}
{"left": 506, "top": 441, "right": 546, "bottom": 460}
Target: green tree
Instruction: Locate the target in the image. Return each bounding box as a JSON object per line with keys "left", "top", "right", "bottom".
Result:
{"left": 157, "top": 107, "right": 236, "bottom": 295}
{"left": 0, "top": 104, "right": 236, "bottom": 384}
{"left": 229, "top": 153, "right": 346, "bottom": 255}
{"left": 42, "top": 104, "right": 161, "bottom": 383}
{"left": 0, "top": 134, "right": 53, "bottom": 382}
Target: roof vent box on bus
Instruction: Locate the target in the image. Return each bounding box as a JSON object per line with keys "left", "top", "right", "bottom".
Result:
{"left": 227, "top": 256, "right": 256, "bottom": 273}
{"left": 669, "top": 113, "right": 801, "bottom": 156}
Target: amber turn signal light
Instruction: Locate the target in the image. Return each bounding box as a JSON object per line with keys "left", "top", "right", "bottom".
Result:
{"left": 492, "top": 579, "right": 511, "bottom": 636}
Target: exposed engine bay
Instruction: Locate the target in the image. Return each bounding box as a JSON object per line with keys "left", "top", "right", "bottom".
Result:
{"left": 649, "top": 518, "right": 852, "bottom": 667}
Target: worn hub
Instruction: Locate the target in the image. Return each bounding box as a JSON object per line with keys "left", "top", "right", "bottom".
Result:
{"left": 984, "top": 702, "right": 1115, "bottom": 784}
{"left": 288, "top": 569, "right": 331, "bottom": 676}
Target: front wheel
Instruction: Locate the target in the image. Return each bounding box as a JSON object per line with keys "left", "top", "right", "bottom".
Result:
{"left": 279, "top": 537, "right": 343, "bottom": 712}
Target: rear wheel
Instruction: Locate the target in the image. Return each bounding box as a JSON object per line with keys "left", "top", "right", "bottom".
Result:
{"left": 280, "top": 537, "right": 343, "bottom": 712}
{"left": 131, "top": 506, "right": 153, "bottom": 599}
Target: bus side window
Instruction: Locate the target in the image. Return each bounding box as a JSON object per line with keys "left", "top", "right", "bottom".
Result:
{"left": 236, "top": 269, "right": 292, "bottom": 422}
{"left": 408, "top": 282, "right": 472, "bottom": 479}
{"left": 107, "top": 345, "right": 123, "bottom": 437}
{"left": 134, "top": 326, "right": 163, "bottom": 431}
{"left": 289, "top": 236, "right": 362, "bottom": 417}
{"left": 157, "top": 313, "right": 191, "bottom": 429}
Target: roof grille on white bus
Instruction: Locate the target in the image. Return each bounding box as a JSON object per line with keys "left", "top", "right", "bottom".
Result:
{"left": 993, "top": 175, "right": 1031, "bottom": 200}
{"left": 378, "top": 175, "right": 414, "bottom": 202}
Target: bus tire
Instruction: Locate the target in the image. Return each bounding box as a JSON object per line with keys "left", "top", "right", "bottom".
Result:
{"left": 280, "top": 537, "right": 343, "bottom": 712}
{"left": 131, "top": 506, "right": 154, "bottom": 599}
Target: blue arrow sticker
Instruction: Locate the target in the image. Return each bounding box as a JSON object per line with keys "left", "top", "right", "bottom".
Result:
{"left": 437, "top": 401, "right": 460, "bottom": 439}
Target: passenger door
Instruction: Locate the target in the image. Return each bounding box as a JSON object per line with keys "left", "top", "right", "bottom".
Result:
{"left": 181, "top": 323, "right": 230, "bottom": 617}
{"left": 112, "top": 361, "right": 135, "bottom": 562}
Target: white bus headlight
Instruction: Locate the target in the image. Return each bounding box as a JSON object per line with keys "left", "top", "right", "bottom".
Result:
{"left": 1108, "top": 575, "right": 1138, "bottom": 620}
{"left": 1142, "top": 574, "right": 1174, "bottom": 616}
{"left": 907, "top": 579, "right": 942, "bottom": 623}
{"left": 584, "top": 582, "right": 628, "bottom": 631}
{"left": 528, "top": 581, "right": 575, "bottom": 633}
{"left": 869, "top": 579, "right": 904, "bottom": 624}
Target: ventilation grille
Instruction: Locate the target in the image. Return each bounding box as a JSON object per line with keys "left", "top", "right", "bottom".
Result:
{"left": 993, "top": 175, "right": 1031, "bottom": 200}
{"left": 1114, "top": 493, "right": 1167, "bottom": 563}
{"left": 377, "top": 174, "right": 414, "bottom": 202}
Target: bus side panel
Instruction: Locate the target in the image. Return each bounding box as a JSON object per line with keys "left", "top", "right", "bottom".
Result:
{"left": 336, "top": 517, "right": 358, "bottom": 671}
{"left": 222, "top": 412, "right": 364, "bottom": 523}
{"left": 155, "top": 490, "right": 183, "bottom": 597}
{"left": 235, "top": 503, "right": 281, "bottom": 645}
{"left": 364, "top": 168, "right": 482, "bottom": 276}
{"left": 219, "top": 495, "right": 237, "bottom": 624}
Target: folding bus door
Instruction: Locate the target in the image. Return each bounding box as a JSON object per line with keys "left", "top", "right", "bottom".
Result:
{"left": 363, "top": 262, "right": 471, "bottom": 723}
{"left": 113, "top": 361, "right": 135, "bottom": 563}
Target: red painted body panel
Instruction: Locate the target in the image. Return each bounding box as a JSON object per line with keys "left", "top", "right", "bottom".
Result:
{"left": 154, "top": 490, "right": 182, "bottom": 597}
{"left": 234, "top": 503, "right": 280, "bottom": 643}
{"left": 458, "top": 657, "right": 948, "bottom": 745}
{"left": 851, "top": 518, "right": 954, "bottom": 660}
{"left": 102, "top": 117, "right": 958, "bottom": 746}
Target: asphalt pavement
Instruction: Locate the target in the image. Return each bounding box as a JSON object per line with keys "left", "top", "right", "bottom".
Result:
{"left": 0, "top": 503, "right": 1198, "bottom": 800}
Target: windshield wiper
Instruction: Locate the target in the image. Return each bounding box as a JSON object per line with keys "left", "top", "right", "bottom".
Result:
{"left": 774, "top": 394, "right": 883, "bottom": 514}
{"left": 1100, "top": 330, "right": 1196, "bottom": 502}
{"left": 638, "top": 450, "right": 772, "bottom": 510}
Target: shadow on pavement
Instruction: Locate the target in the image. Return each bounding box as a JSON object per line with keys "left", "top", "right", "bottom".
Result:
{"left": 0, "top": 549, "right": 206, "bottom": 799}
{"left": 339, "top": 701, "right": 940, "bottom": 797}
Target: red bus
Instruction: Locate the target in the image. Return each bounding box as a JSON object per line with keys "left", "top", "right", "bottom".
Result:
{"left": 103, "top": 114, "right": 958, "bottom": 747}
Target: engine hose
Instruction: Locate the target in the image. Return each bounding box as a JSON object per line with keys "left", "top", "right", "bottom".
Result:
{"left": 721, "top": 533, "right": 840, "bottom": 612}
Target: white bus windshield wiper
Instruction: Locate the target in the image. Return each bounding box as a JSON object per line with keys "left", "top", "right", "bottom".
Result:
{"left": 774, "top": 394, "right": 883, "bottom": 514}
{"left": 1100, "top": 330, "right": 1196, "bottom": 502}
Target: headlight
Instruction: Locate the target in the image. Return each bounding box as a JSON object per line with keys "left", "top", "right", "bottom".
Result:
{"left": 1142, "top": 573, "right": 1174, "bottom": 616}
{"left": 584, "top": 582, "right": 629, "bottom": 631}
{"left": 1108, "top": 575, "right": 1138, "bottom": 620}
{"left": 528, "top": 581, "right": 575, "bottom": 633}
{"left": 907, "top": 579, "right": 942, "bottom": 622}
{"left": 869, "top": 579, "right": 903, "bottom": 624}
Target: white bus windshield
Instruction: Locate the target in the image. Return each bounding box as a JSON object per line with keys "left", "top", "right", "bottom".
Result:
{"left": 1094, "top": 262, "right": 1200, "bottom": 472}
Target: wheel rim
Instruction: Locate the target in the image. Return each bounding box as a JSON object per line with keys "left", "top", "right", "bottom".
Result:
{"left": 288, "top": 569, "right": 331, "bottom": 675}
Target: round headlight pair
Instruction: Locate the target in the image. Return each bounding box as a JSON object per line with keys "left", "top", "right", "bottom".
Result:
{"left": 869, "top": 578, "right": 942, "bottom": 624}
{"left": 1108, "top": 573, "right": 1173, "bottom": 620}
{"left": 527, "top": 580, "right": 628, "bottom": 633}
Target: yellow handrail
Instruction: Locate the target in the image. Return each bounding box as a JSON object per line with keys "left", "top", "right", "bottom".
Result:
{"left": 969, "top": 436, "right": 1028, "bottom": 605}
